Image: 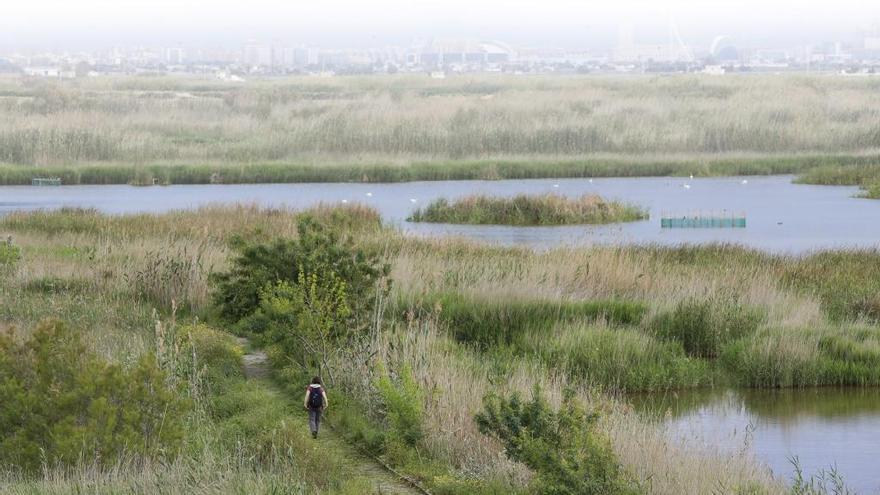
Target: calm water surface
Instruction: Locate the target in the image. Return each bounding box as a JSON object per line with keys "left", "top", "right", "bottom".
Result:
{"left": 632, "top": 388, "right": 880, "bottom": 493}
{"left": 1, "top": 175, "right": 878, "bottom": 253}
{"left": 4, "top": 175, "right": 880, "bottom": 489}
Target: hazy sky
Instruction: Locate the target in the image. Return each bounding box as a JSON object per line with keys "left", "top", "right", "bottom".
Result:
{"left": 2, "top": 0, "right": 879, "bottom": 51}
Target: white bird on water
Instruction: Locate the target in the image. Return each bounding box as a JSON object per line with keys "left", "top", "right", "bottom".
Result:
{"left": 341, "top": 199, "right": 348, "bottom": 204}
{"left": 689, "top": 174, "right": 694, "bottom": 179}
{"left": 589, "top": 178, "right": 594, "bottom": 183}
{"left": 741, "top": 179, "right": 749, "bottom": 185}
{"left": 410, "top": 198, "right": 417, "bottom": 203}
{"left": 366, "top": 192, "right": 373, "bottom": 197}
{"left": 683, "top": 184, "right": 691, "bottom": 189}
{"left": 552, "top": 184, "right": 559, "bottom": 188}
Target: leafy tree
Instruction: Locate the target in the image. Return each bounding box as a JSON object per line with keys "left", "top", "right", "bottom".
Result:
{"left": 256, "top": 271, "right": 352, "bottom": 382}
{"left": 212, "top": 215, "right": 389, "bottom": 325}
{"left": 476, "top": 387, "right": 637, "bottom": 495}
{"left": 0, "top": 320, "right": 188, "bottom": 473}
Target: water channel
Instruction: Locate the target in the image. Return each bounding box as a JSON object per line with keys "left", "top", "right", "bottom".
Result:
{"left": 2, "top": 175, "right": 879, "bottom": 253}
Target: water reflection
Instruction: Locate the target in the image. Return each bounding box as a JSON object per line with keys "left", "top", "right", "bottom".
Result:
{"left": 631, "top": 388, "right": 880, "bottom": 493}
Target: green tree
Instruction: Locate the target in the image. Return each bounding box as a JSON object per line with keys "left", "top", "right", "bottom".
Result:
{"left": 258, "top": 270, "right": 352, "bottom": 382}
{"left": 211, "top": 215, "right": 389, "bottom": 325}
{"left": 476, "top": 387, "right": 637, "bottom": 495}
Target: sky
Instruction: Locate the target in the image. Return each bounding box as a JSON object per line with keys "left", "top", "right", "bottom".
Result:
{"left": 2, "top": 0, "right": 879, "bottom": 51}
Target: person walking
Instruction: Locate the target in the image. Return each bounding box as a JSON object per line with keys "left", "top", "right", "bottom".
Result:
{"left": 304, "top": 376, "right": 328, "bottom": 439}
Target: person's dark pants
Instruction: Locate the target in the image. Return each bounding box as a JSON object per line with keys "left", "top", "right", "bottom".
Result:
{"left": 308, "top": 408, "right": 322, "bottom": 437}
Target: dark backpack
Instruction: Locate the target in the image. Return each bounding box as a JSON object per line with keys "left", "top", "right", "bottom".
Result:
{"left": 308, "top": 387, "right": 324, "bottom": 409}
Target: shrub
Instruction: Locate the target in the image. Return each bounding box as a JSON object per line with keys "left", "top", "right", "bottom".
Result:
{"left": 212, "top": 215, "right": 389, "bottom": 323}
{"left": 253, "top": 274, "right": 353, "bottom": 381}
{"left": 374, "top": 362, "right": 425, "bottom": 448}
{"left": 649, "top": 296, "right": 765, "bottom": 359}
{"left": 476, "top": 387, "right": 637, "bottom": 495}
{"left": 0, "top": 320, "right": 188, "bottom": 473}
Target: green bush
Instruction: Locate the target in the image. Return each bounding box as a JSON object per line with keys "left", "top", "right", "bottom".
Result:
{"left": 649, "top": 297, "right": 765, "bottom": 359}
{"left": 476, "top": 387, "right": 638, "bottom": 495}
{"left": 212, "top": 215, "right": 389, "bottom": 324}
{"left": 374, "top": 362, "right": 425, "bottom": 449}
{"left": 242, "top": 274, "right": 352, "bottom": 381}
{"left": 0, "top": 320, "right": 188, "bottom": 473}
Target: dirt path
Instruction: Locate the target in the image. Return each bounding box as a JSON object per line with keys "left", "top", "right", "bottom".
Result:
{"left": 238, "top": 339, "right": 424, "bottom": 495}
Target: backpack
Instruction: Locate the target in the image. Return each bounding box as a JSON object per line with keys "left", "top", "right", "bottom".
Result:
{"left": 308, "top": 386, "right": 324, "bottom": 409}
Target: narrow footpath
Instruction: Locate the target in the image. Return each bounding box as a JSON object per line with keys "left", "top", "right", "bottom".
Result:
{"left": 237, "top": 339, "right": 423, "bottom": 495}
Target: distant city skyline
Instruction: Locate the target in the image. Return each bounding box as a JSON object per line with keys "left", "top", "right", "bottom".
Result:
{"left": 2, "top": 0, "right": 879, "bottom": 51}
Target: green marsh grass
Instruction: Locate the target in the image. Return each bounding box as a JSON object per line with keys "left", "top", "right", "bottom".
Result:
{"left": 408, "top": 193, "right": 647, "bottom": 225}
{"left": 421, "top": 292, "right": 646, "bottom": 349}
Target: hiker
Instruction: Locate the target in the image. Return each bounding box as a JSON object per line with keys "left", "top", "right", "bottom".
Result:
{"left": 303, "top": 376, "right": 328, "bottom": 439}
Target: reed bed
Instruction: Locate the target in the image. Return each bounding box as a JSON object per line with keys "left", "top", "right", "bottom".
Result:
{"left": 2, "top": 75, "right": 880, "bottom": 184}
{"left": 3, "top": 205, "right": 875, "bottom": 494}
{"left": 408, "top": 193, "right": 647, "bottom": 225}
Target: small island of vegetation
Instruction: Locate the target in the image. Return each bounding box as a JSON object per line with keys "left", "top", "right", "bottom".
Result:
{"left": 407, "top": 193, "right": 648, "bottom": 225}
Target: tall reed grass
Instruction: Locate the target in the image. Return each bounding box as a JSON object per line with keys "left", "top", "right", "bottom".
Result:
{"left": 408, "top": 193, "right": 647, "bottom": 225}
{"left": 1, "top": 74, "right": 880, "bottom": 184}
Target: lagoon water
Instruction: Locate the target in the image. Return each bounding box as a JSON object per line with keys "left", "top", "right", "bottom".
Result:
{"left": 4, "top": 174, "right": 880, "bottom": 490}
{"left": 632, "top": 388, "right": 880, "bottom": 493}
{"left": 1, "top": 175, "right": 879, "bottom": 253}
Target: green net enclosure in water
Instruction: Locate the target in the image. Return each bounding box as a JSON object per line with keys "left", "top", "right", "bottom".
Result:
{"left": 660, "top": 212, "right": 746, "bottom": 228}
